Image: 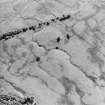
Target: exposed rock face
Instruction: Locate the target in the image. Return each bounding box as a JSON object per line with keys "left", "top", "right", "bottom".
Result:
{"left": 1, "top": 0, "right": 105, "bottom": 105}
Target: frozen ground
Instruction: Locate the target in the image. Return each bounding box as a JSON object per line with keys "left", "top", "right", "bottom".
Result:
{"left": 0, "top": 0, "right": 105, "bottom": 105}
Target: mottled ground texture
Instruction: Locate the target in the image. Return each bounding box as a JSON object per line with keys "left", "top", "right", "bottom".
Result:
{"left": 0, "top": 0, "right": 105, "bottom": 105}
